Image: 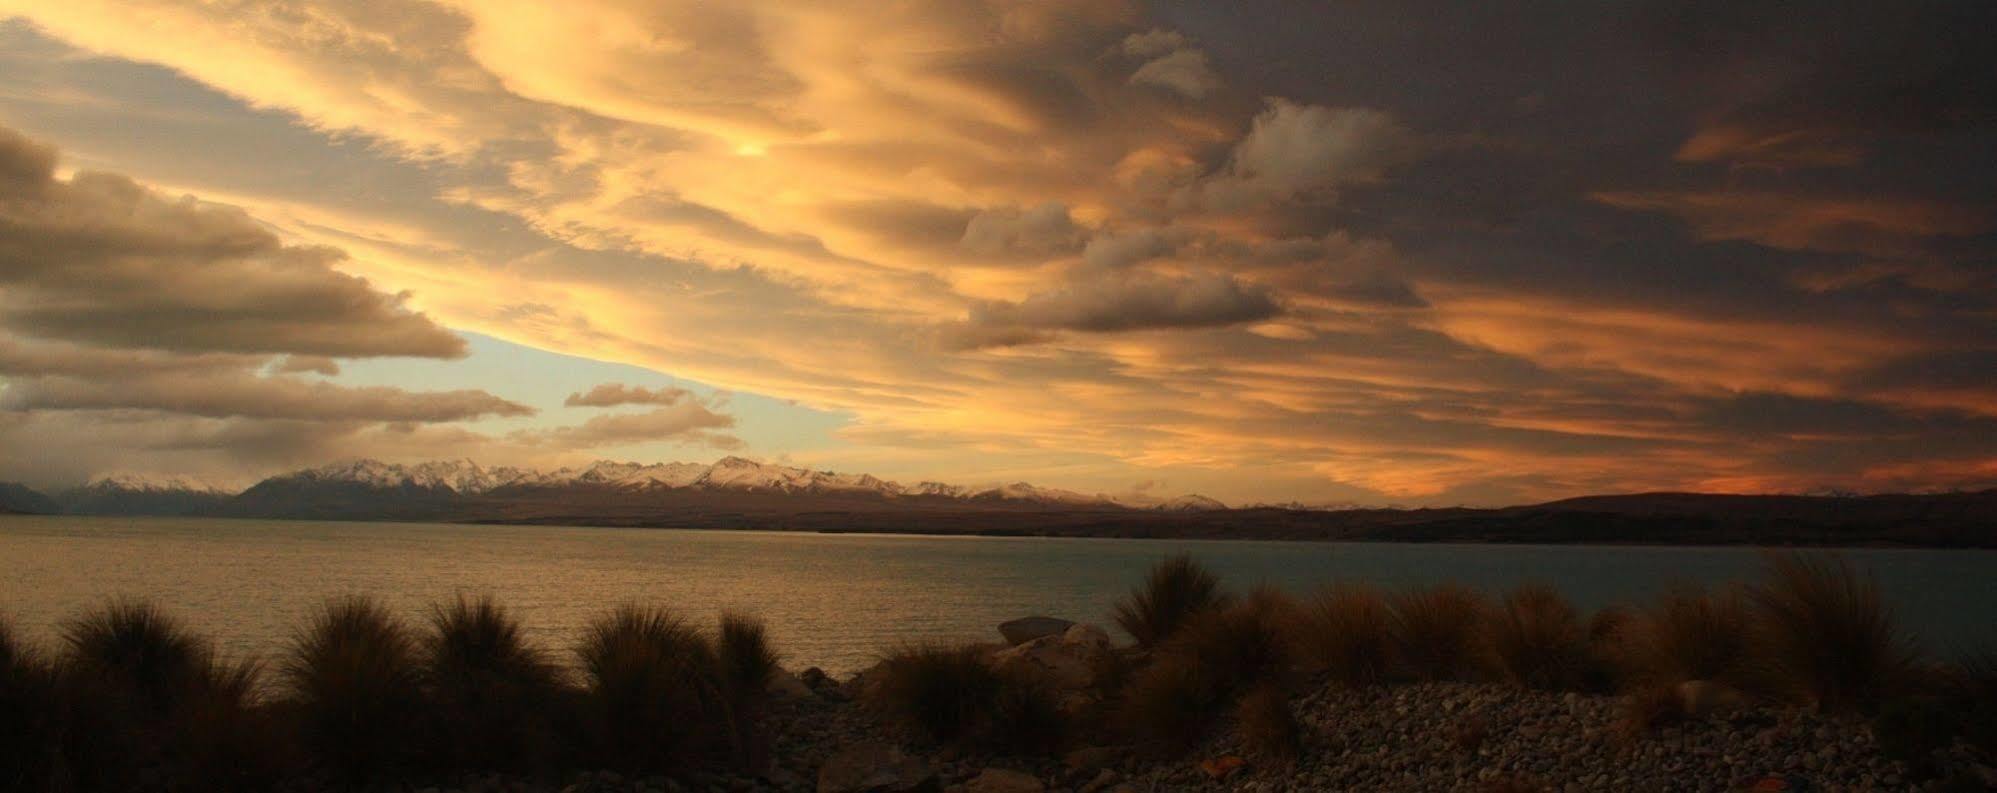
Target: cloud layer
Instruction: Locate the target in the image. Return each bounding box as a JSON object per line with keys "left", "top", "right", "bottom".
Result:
{"left": 0, "top": 0, "right": 1992, "bottom": 502}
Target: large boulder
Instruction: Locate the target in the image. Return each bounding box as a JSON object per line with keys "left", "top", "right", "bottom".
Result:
{"left": 998, "top": 616, "right": 1075, "bottom": 646}
{"left": 817, "top": 742, "right": 938, "bottom": 793}
{"left": 990, "top": 623, "right": 1113, "bottom": 691}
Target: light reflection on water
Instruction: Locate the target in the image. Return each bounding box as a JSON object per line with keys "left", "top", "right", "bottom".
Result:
{"left": 4, "top": 515, "right": 1994, "bottom": 674}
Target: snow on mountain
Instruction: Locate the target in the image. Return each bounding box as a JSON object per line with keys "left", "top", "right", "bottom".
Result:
{"left": 264, "top": 457, "right": 1196, "bottom": 508}
{"left": 1154, "top": 494, "right": 1228, "bottom": 511}
{"left": 971, "top": 482, "right": 1118, "bottom": 506}
{"left": 80, "top": 473, "right": 233, "bottom": 495}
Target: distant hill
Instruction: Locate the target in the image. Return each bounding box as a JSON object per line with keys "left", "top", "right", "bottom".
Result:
{"left": 5, "top": 458, "right": 1993, "bottom": 546}
{"left": 0, "top": 482, "right": 58, "bottom": 514}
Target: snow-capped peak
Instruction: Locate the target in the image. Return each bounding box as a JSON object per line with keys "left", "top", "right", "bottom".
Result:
{"left": 262, "top": 457, "right": 1209, "bottom": 508}
{"left": 82, "top": 473, "right": 232, "bottom": 495}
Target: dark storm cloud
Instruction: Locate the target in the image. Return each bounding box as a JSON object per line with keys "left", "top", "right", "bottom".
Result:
{"left": 0, "top": 126, "right": 467, "bottom": 358}
{"left": 954, "top": 272, "right": 1281, "bottom": 347}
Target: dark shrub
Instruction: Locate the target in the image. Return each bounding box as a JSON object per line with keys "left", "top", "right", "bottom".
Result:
{"left": 282, "top": 596, "right": 424, "bottom": 781}
{"left": 1119, "top": 598, "right": 1294, "bottom": 752}
{"left": 1957, "top": 650, "right": 1997, "bottom": 756}
{"left": 1393, "top": 584, "right": 1486, "bottom": 681}
{"left": 61, "top": 598, "right": 213, "bottom": 715}
{"left": 1, "top": 617, "right": 63, "bottom": 791}
{"left": 421, "top": 595, "right": 562, "bottom": 775}
{"left": 1747, "top": 552, "right": 1914, "bottom": 712}
{"left": 1619, "top": 588, "right": 1753, "bottom": 690}
{"left": 1236, "top": 683, "right": 1301, "bottom": 769}
{"left": 717, "top": 612, "right": 779, "bottom": 704}
{"left": 1299, "top": 585, "right": 1395, "bottom": 686}
{"left": 1485, "top": 585, "right": 1590, "bottom": 691}
{"left": 866, "top": 642, "right": 1065, "bottom": 754}
{"left": 576, "top": 605, "right": 731, "bottom": 773}
{"left": 868, "top": 643, "right": 992, "bottom": 744}
{"left": 60, "top": 600, "right": 286, "bottom": 790}
{"left": 716, "top": 612, "right": 780, "bottom": 770}
{"left": 1113, "top": 554, "right": 1230, "bottom": 647}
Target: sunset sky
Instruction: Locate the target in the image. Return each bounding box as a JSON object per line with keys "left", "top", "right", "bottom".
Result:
{"left": 1, "top": 1, "right": 1993, "bottom": 505}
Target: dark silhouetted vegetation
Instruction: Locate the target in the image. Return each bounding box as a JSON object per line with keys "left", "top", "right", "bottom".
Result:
{"left": 1748, "top": 552, "right": 1914, "bottom": 712}
{"left": 575, "top": 605, "right": 732, "bottom": 774}
{"left": 1112, "top": 554, "right": 1230, "bottom": 647}
{"left": 1484, "top": 585, "right": 1591, "bottom": 691}
{"left": 1297, "top": 585, "right": 1395, "bottom": 686}
{"left": 0, "top": 548, "right": 1974, "bottom": 783}
{"left": 283, "top": 596, "right": 424, "bottom": 782}
{"left": 1392, "top": 584, "right": 1486, "bottom": 681}
{"left": 865, "top": 642, "right": 1064, "bottom": 753}
{"left": 420, "top": 594, "right": 563, "bottom": 776}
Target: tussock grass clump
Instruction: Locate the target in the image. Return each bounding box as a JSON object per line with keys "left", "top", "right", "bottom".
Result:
{"left": 62, "top": 600, "right": 285, "bottom": 790}
{"left": 1236, "top": 683, "right": 1301, "bottom": 769}
{"left": 717, "top": 612, "right": 779, "bottom": 704}
{"left": 866, "top": 642, "right": 1063, "bottom": 753}
{"left": 1747, "top": 552, "right": 1914, "bottom": 712}
{"left": 869, "top": 644, "right": 996, "bottom": 743}
{"left": 1484, "top": 585, "right": 1590, "bottom": 691}
{"left": 1393, "top": 584, "right": 1486, "bottom": 681}
{"left": 1113, "top": 554, "right": 1231, "bottom": 647}
{"left": 1619, "top": 588, "right": 1754, "bottom": 690}
{"left": 1298, "top": 585, "right": 1396, "bottom": 686}
{"left": 1119, "top": 597, "right": 1295, "bottom": 751}
{"left": 1956, "top": 650, "right": 1997, "bottom": 757}
{"left": 2, "top": 617, "right": 63, "bottom": 791}
{"left": 283, "top": 596, "right": 424, "bottom": 781}
{"left": 421, "top": 595, "right": 562, "bottom": 775}
{"left": 61, "top": 598, "right": 216, "bottom": 715}
{"left": 576, "top": 605, "right": 731, "bottom": 773}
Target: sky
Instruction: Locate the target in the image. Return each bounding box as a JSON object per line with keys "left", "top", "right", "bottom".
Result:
{"left": 0, "top": 1, "right": 1993, "bottom": 505}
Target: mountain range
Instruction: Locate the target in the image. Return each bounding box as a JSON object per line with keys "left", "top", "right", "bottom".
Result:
{"left": 4, "top": 457, "right": 1221, "bottom": 519}
{"left": 3, "top": 458, "right": 1993, "bottom": 546}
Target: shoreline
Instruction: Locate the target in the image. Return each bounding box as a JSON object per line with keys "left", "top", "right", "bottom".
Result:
{"left": 7, "top": 511, "right": 1994, "bottom": 550}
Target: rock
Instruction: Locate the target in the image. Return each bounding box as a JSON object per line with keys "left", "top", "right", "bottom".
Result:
{"left": 963, "top": 769, "right": 1043, "bottom": 793}
{"left": 1677, "top": 680, "right": 1748, "bottom": 719}
{"left": 817, "top": 742, "right": 938, "bottom": 793}
{"left": 990, "top": 624, "right": 1113, "bottom": 691}
{"left": 1079, "top": 769, "right": 1119, "bottom": 793}
{"left": 998, "top": 616, "right": 1075, "bottom": 646}
{"left": 799, "top": 667, "right": 834, "bottom": 689}
{"left": 769, "top": 669, "right": 817, "bottom": 700}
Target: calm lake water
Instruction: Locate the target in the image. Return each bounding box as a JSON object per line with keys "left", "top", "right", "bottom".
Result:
{"left": 4, "top": 515, "right": 1995, "bottom": 674}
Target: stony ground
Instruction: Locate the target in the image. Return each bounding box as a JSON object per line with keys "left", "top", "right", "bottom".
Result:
{"left": 402, "top": 676, "right": 1990, "bottom": 793}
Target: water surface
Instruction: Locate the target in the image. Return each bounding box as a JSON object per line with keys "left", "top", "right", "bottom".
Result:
{"left": 4, "top": 515, "right": 1993, "bottom": 674}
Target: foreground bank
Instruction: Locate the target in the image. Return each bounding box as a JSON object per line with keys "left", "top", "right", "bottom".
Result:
{"left": 3, "top": 553, "right": 1995, "bottom": 791}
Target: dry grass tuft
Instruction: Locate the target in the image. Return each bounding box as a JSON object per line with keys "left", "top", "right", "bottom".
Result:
{"left": 421, "top": 594, "right": 562, "bottom": 775}
{"left": 1235, "top": 683, "right": 1302, "bottom": 769}
{"left": 1747, "top": 552, "right": 1914, "bottom": 712}
{"left": 1118, "top": 597, "right": 1295, "bottom": 752}
{"left": 1393, "top": 584, "right": 1486, "bottom": 681}
{"left": 1618, "top": 588, "right": 1754, "bottom": 691}
{"left": 1298, "top": 584, "right": 1396, "bottom": 686}
{"left": 866, "top": 642, "right": 1063, "bottom": 753}
{"left": 1485, "top": 585, "right": 1590, "bottom": 691}
{"left": 576, "top": 604, "right": 730, "bottom": 773}
{"left": 283, "top": 596, "right": 423, "bottom": 781}
{"left": 1113, "top": 554, "right": 1231, "bottom": 647}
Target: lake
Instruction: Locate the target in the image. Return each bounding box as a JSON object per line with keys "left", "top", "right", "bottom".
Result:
{"left": 4, "top": 514, "right": 1994, "bottom": 674}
